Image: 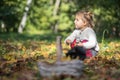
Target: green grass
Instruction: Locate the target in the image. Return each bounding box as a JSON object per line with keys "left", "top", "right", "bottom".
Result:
{"left": 0, "top": 32, "right": 56, "bottom": 42}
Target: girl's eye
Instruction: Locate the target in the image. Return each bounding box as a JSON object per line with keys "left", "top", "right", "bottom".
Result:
{"left": 75, "top": 19, "right": 79, "bottom": 21}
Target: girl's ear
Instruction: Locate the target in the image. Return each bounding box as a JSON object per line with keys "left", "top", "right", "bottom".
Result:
{"left": 83, "top": 21, "right": 87, "bottom": 26}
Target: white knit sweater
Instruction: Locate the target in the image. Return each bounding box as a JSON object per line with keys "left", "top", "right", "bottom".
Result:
{"left": 64, "top": 27, "right": 99, "bottom": 51}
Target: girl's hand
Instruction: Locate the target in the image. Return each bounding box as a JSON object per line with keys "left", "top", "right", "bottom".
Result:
{"left": 77, "top": 42, "right": 83, "bottom": 46}
{"left": 66, "top": 39, "right": 71, "bottom": 45}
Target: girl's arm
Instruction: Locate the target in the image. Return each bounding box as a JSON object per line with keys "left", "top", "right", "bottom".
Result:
{"left": 64, "top": 30, "right": 78, "bottom": 45}
{"left": 82, "top": 29, "right": 97, "bottom": 49}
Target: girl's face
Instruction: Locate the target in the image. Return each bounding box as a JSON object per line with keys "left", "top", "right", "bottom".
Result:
{"left": 74, "top": 15, "right": 86, "bottom": 29}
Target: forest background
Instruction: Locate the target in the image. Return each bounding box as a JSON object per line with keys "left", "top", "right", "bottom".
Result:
{"left": 0, "top": 0, "right": 120, "bottom": 37}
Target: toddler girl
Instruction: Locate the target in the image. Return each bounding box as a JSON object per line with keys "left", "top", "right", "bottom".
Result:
{"left": 65, "top": 10, "right": 99, "bottom": 59}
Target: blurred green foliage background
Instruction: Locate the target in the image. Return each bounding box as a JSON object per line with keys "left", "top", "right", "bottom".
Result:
{"left": 0, "top": 0, "right": 120, "bottom": 38}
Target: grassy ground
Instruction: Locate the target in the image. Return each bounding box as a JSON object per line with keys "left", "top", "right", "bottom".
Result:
{"left": 0, "top": 32, "right": 120, "bottom": 80}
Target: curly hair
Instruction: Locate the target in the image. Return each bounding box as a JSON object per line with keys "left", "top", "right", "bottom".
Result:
{"left": 75, "top": 10, "right": 95, "bottom": 28}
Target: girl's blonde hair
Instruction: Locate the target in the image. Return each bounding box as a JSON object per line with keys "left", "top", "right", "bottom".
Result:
{"left": 75, "top": 10, "right": 95, "bottom": 28}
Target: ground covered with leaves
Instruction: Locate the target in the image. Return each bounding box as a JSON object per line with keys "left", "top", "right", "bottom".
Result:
{"left": 0, "top": 39, "right": 120, "bottom": 80}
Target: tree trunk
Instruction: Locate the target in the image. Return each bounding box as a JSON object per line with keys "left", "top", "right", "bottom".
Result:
{"left": 53, "top": 0, "right": 61, "bottom": 34}
{"left": 1, "top": 21, "right": 6, "bottom": 32}
{"left": 18, "top": 0, "right": 32, "bottom": 33}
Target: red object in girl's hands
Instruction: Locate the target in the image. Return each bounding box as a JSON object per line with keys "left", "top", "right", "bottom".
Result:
{"left": 70, "top": 39, "right": 76, "bottom": 49}
{"left": 70, "top": 39, "right": 92, "bottom": 57}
